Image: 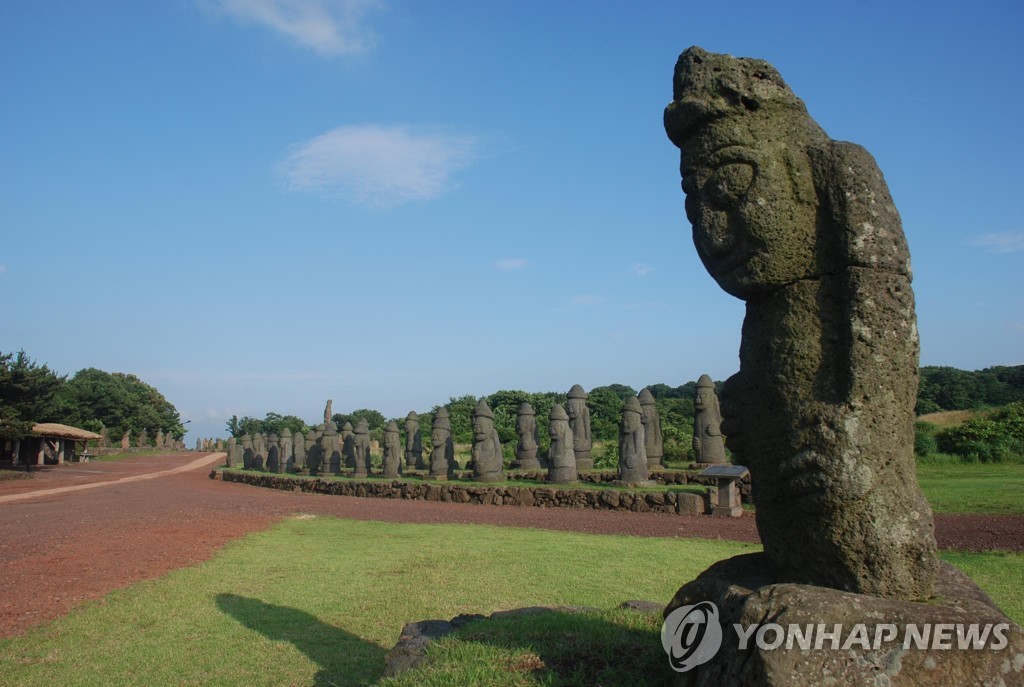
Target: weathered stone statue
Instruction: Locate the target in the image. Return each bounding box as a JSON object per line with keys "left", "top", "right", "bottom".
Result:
{"left": 404, "top": 411, "right": 423, "bottom": 469}
{"left": 692, "top": 374, "right": 727, "bottom": 465}
{"left": 512, "top": 402, "right": 542, "bottom": 470}
{"left": 429, "top": 408, "right": 455, "bottom": 479}
{"left": 638, "top": 388, "right": 664, "bottom": 469}
{"left": 318, "top": 423, "right": 339, "bottom": 477}
{"left": 471, "top": 399, "right": 504, "bottom": 482}
{"left": 323, "top": 399, "right": 333, "bottom": 426}
{"left": 215, "top": 438, "right": 223, "bottom": 451}
{"left": 292, "top": 427, "right": 306, "bottom": 473}
{"left": 617, "top": 396, "right": 648, "bottom": 483}
{"left": 382, "top": 420, "right": 402, "bottom": 477}
{"left": 664, "top": 46, "right": 936, "bottom": 598}
{"left": 566, "top": 385, "right": 592, "bottom": 470}
{"left": 120, "top": 432, "right": 130, "bottom": 450}
{"left": 352, "top": 419, "right": 371, "bottom": 477}
{"left": 279, "top": 428, "right": 294, "bottom": 473}
{"left": 303, "top": 430, "right": 319, "bottom": 476}
{"left": 252, "top": 434, "right": 266, "bottom": 471}
{"left": 658, "top": 48, "right": 1021, "bottom": 687}
{"left": 266, "top": 433, "right": 281, "bottom": 473}
{"left": 546, "top": 404, "right": 577, "bottom": 483}
{"left": 225, "top": 436, "right": 236, "bottom": 468}
{"left": 241, "top": 434, "right": 254, "bottom": 470}
{"left": 341, "top": 421, "right": 355, "bottom": 469}
{"left": 155, "top": 430, "right": 165, "bottom": 450}
{"left": 137, "top": 429, "right": 148, "bottom": 448}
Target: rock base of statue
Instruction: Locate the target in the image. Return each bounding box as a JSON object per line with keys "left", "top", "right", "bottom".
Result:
{"left": 663, "top": 554, "right": 1023, "bottom": 687}
{"left": 574, "top": 454, "right": 594, "bottom": 471}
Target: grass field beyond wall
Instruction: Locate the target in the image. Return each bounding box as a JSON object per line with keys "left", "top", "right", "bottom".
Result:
{"left": 0, "top": 518, "right": 1019, "bottom": 686}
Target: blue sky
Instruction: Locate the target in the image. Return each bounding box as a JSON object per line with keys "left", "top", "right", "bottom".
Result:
{"left": 2, "top": 1, "right": 1022, "bottom": 444}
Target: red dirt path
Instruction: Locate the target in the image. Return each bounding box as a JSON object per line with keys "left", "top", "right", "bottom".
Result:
{"left": 0, "top": 453, "right": 1020, "bottom": 640}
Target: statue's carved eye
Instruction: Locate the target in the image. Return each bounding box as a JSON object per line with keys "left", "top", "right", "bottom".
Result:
{"left": 703, "top": 162, "right": 755, "bottom": 208}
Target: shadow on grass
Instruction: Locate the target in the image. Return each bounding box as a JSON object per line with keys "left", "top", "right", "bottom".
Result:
{"left": 216, "top": 593, "right": 386, "bottom": 687}
{"left": 384, "top": 609, "right": 675, "bottom": 686}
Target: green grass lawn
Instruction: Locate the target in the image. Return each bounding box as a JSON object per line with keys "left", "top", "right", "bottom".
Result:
{"left": 0, "top": 518, "right": 1018, "bottom": 686}
{"left": 916, "top": 462, "right": 1024, "bottom": 515}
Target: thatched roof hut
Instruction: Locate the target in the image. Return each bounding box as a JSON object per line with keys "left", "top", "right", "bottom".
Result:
{"left": 31, "top": 423, "right": 101, "bottom": 441}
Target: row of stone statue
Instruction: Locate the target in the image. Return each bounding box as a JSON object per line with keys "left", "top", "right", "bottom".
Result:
{"left": 96, "top": 427, "right": 186, "bottom": 451}
{"left": 225, "top": 377, "right": 726, "bottom": 485}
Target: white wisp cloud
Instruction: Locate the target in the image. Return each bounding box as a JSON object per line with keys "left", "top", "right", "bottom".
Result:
{"left": 968, "top": 231, "right": 1024, "bottom": 254}
{"left": 280, "top": 124, "right": 479, "bottom": 208}
{"left": 199, "top": 0, "right": 381, "bottom": 56}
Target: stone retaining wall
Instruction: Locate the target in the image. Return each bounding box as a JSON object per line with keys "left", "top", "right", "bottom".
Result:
{"left": 220, "top": 470, "right": 710, "bottom": 516}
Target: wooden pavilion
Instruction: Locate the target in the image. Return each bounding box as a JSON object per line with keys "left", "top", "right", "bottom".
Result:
{"left": 4, "top": 423, "right": 101, "bottom": 466}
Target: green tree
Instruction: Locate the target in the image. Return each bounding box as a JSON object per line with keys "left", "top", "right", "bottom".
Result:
{"left": 0, "top": 350, "right": 66, "bottom": 438}
{"left": 55, "top": 368, "right": 184, "bottom": 442}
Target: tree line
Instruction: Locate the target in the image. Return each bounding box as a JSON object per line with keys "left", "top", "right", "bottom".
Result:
{"left": 0, "top": 350, "right": 185, "bottom": 443}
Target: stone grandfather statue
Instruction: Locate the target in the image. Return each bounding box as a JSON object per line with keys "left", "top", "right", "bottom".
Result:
{"left": 546, "top": 404, "right": 577, "bottom": 484}
{"left": 352, "top": 419, "right": 371, "bottom": 477}
{"left": 660, "top": 46, "right": 1023, "bottom": 686}
{"left": 279, "top": 428, "right": 294, "bottom": 473}
{"left": 617, "top": 396, "right": 649, "bottom": 484}
{"left": 266, "top": 433, "right": 280, "bottom": 473}
{"left": 323, "top": 399, "right": 332, "bottom": 426}
{"left": 292, "top": 427, "right": 306, "bottom": 473}
{"left": 566, "top": 384, "right": 593, "bottom": 470}
{"left": 241, "top": 434, "right": 253, "bottom": 469}
{"left": 429, "top": 408, "right": 456, "bottom": 479}
{"left": 404, "top": 411, "right": 423, "bottom": 469}
{"left": 471, "top": 399, "right": 504, "bottom": 482}
{"left": 638, "top": 388, "right": 664, "bottom": 469}
{"left": 382, "top": 420, "right": 402, "bottom": 477}
{"left": 225, "top": 436, "right": 236, "bottom": 468}
{"left": 318, "top": 423, "right": 339, "bottom": 477}
{"left": 692, "top": 374, "right": 727, "bottom": 465}
{"left": 663, "top": 46, "right": 936, "bottom": 598}
{"left": 512, "top": 402, "right": 542, "bottom": 470}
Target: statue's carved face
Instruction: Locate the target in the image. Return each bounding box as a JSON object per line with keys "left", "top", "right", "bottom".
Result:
{"left": 695, "top": 388, "right": 709, "bottom": 411}
{"left": 682, "top": 139, "right": 817, "bottom": 300}
{"left": 432, "top": 428, "right": 445, "bottom": 445}
{"left": 622, "top": 411, "right": 641, "bottom": 433}
{"left": 473, "top": 415, "right": 492, "bottom": 441}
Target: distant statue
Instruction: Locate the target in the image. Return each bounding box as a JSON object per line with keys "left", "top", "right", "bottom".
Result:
{"left": 404, "top": 411, "right": 423, "bottom": 469}
{"left": 352, "top": 419, "right": 371, "bottom": 477}
{"left": 429, "top": 408, "right": 455, "bottom": 479}
{"left": 471, "top": 399, "right": 504, "bottom": 482}
{"left": 617, "top": 396, "right": 648, "bottom": 483}
{"left": 266, "top": 434, "right": 281, "bottom": 473}
{"left": 513, "top": 402, "right": 542, "bottom": 470}
{"left": 241, "top": 434, "right": 254, "bottom": 469}
{"left": 692, "top": 374, "right": 727, "bottom": 465}
{"left": 546, "top": 404, "right": 577, "bottom": 484}
{"left": 318, "top": 423, "right": 339, "bottom": 477}
{"left": 566, "top": 384, "right": 593, "bottom": 470}
{"left": 121, "top": 432, "right": 130, "bottom": 450}
{"left": 638, "top": 388, "right": 664, "bottom": 469}
{"left": 323, "top": 399, "right": 333, "bottom": 426}
{"left": 382, "top": 420, "right": 402, "bottom": 477}
{"left": 225, "top": 436, "right": 236, "bottom": 468}
{"left": 155, "top": 430, "right": 165, "bottom": 449}
{"left": 292, "top": 427, "right": 306, "bottom": 473}
{"left": 279, "top": 428, "right": 294, "bottom": 473}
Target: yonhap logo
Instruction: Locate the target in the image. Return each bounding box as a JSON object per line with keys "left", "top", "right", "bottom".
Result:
{"left": 661, "top": 601, "right": 723, "bottom": 672}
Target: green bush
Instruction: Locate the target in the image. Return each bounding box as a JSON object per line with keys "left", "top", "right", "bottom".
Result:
{"left": 936, "top": 403, "right": 1024, "bottom": 463}
{"left": 914, "top": 421, "right": 938, "bottom": 456}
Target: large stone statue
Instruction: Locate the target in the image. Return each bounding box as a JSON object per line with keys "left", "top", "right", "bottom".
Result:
{"left": 617, "top": 396, "right": 648, "bottom": 483}
{"left": 429, "top": 408, "right": 455, "bottom": 480}
{"left": 566, "top": 384, "right": 592, "bottom": 470}
{"left": 471, "top": 399, "right": 504, "bottom": 482}
{"left": 137, "top": 429, "right": 148, "bottom": 448}
{"left": 382, "top": 420, "right": 402, "bottom": 477}
{"left": 657, "top": 48, "right": 1023, "bottom": 687}
{"left": 664, "top": 46, "right": 936, "bottom": 598}
{"left": 512, "top": 402, "right": 542, "bottom": 470}
{"left": 692, "top": 374, "right": 727, "bottom": 465}
{"left": 351, "top": 419, "right": 371, "bottom": 477}
{"left": 638, "top": 388, "right": 664, "bottom": 469}
{"left": 120, "top": 432, "right": 130, "bottom": 450}
{"left": 323, "top": 399, "right": 333, "bottom": 426}
{"left": 404, "top": 411, "right": 423, "bottom": 469}
{"left": 225, "top": 436, "right": 236, "bottom": 468}
{"left": 155, "top": 430, "right": 165, "bottom": 450}
{"left": 546, "top": 404, "right": 577, "bottom": 483}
